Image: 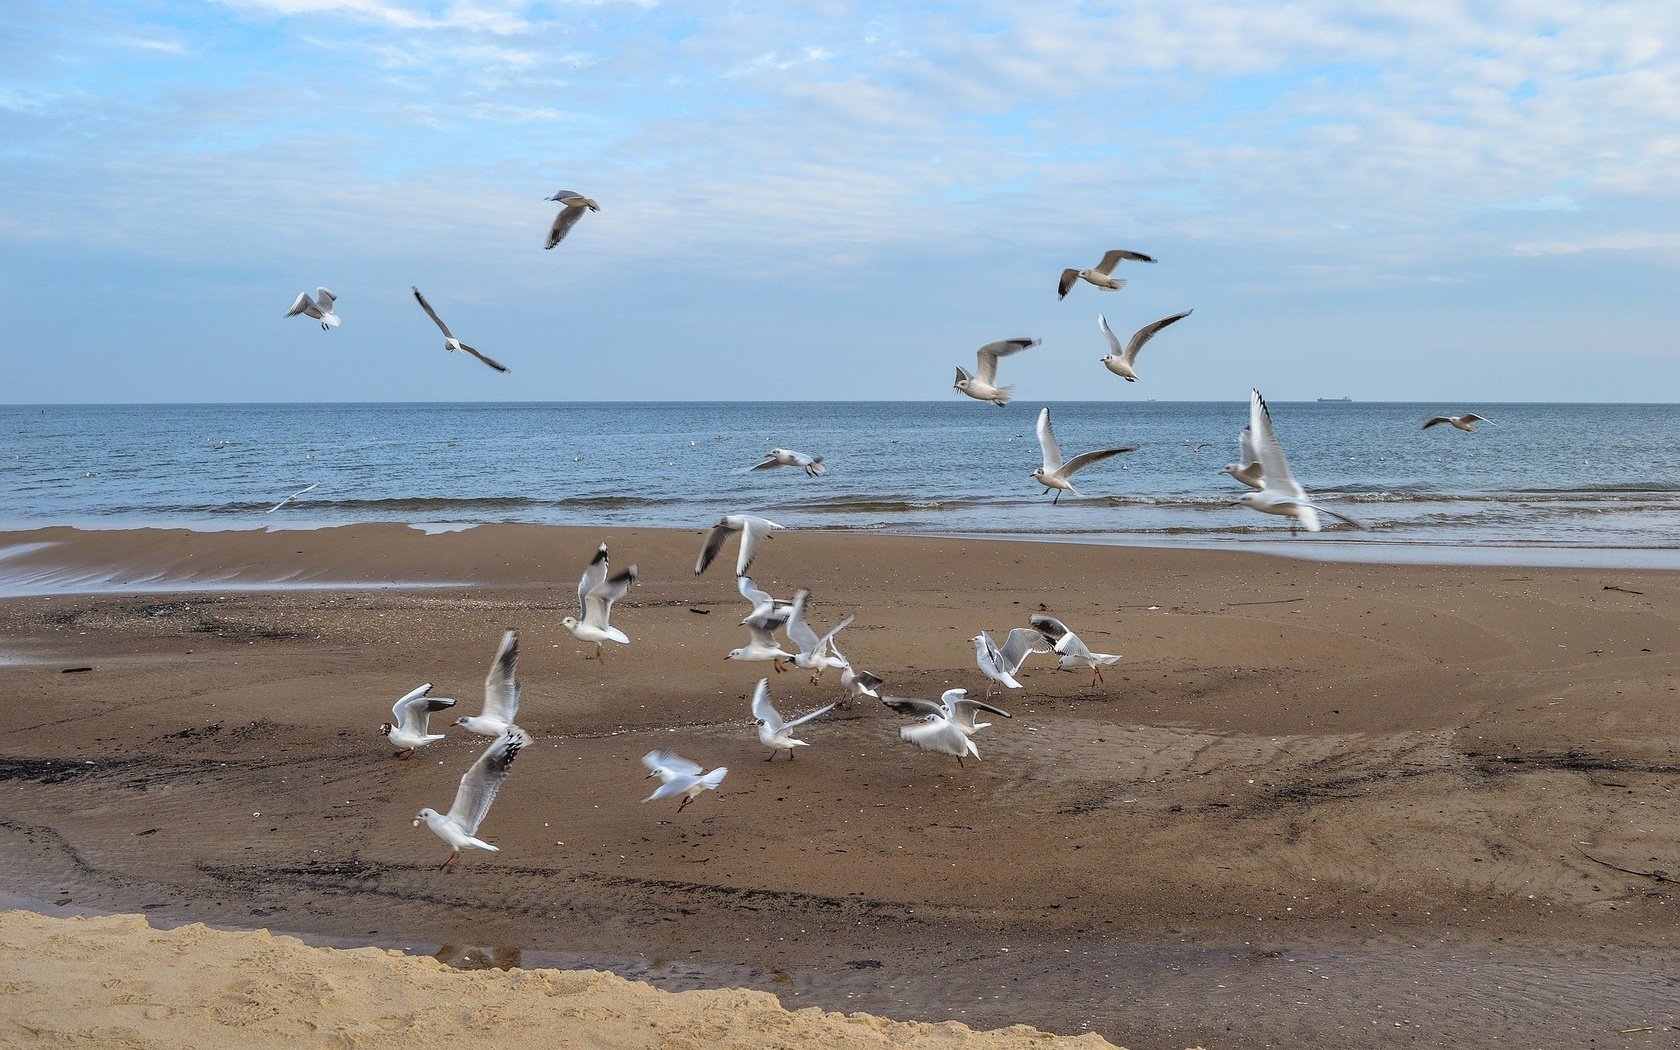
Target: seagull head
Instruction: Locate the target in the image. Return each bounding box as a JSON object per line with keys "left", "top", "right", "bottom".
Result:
{"left": 378, "top": 723, "right": 393, "bottom": 737}
{"left": 412, "top": 808, "right": 436, "bottom": 827}
{"left": 725, "top": 648, "right": 746, "bottom": 661}
{"left": 1030, "top": 467, "right": 1050, "bottom": 484}
{"left": 1236, "top": 492, "right": 1261, "bottom": 509}
{"left": 559, "top": 615, "right": 580, "bottom": 632}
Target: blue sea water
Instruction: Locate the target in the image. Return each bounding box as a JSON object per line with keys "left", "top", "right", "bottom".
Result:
{"left": 2, "top": 401, "right": 1677, "bottom": 562}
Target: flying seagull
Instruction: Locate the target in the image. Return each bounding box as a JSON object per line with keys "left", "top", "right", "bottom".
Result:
{"left": 1058, "top": 249, "right": 1155, "bottom": 300}
{"left": 1423, "top": 413, "right": 1493, "bottom": 432}
{"left": 785, "top": 588, "right": 854, "bottom": 683}
{"left": 752, "top": 448, "right": 826, "bottom": 476}
{"left": 561, "top": 543, "right": 636, "bottom": 660}
{"left": 1224, "top": 425, "right": 1264, "bottom": 490}
{"left": 453, "top": 629, "right": 521, "bottom": 737}
{"left": 973, "top": 627, "right": 1056, "bottom": 698}
{"left": 883, "top": 688, "right": 1011, "bottom": 737}
{"left": 1029, "top": 613, "right": 1120, "bottom": 686}
{"left": 413, "top": 726, "right": 530, "bottom": 872}
{"left": 379, "top": 683, "right": 456, "bottom": 758}
{"left": 544, "top": 189, "right": 598, "bottom": 249}
{"left": 285, "top": 288, "right": 340, "bottom": 330}
{"left": 1032, "top": 406, "right": 1136, "bottom": 504}
{"left": 1098, "top": 310, "right": 1192, "bottom": 382}
{"left": 751, "top": 677, "right": 837, "bottom": 761}
{"left": 954, "top": 338, "right": 1037, "bottom": 407}
{"left": 642, "top": 750, "right": 728, "bottom": 813}
{"left": 266, "top": 482, "right": 319, "bottom": 513}
{"left": 411, "top": 286, "right": 510, "bottom": 373}
{"left": 1239, "top": 389, "right": 1360, "bottom": 534}
{"left": 695, "top": 514, "right": 785, "bottom": 575}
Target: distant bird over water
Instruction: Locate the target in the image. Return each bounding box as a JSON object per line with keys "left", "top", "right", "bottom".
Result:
{"left": 752, "top": 448, "right": 826, "bottom": 476}
{"left": 1099, "top": 309, "right": 1193, "bottom": 382}
{"left": 1423, "top": 413, "right": 1493, "bottom": 432}
{"left": 544, "top": 189, "right": 599, "bottom": 249}
{"left": 285, "top": 288, "right": 340, "bottom": 330}
{"left": 955, "top": 338, "right": 1037, "bottom": 407}
{"left": 1058, "top": 249, "right": 1155, "bottom": 300}
{"left": 412, "top": 286, "right": 510, "bottom": 373}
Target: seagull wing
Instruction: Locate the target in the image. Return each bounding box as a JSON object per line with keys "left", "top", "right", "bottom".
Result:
{"left": 1123, "top": 309, "right": 1192, "bottom": 366}
{"left": 750, "top": 454, "right": 782, "bottom": 471}
{"left": 1462, "top": 413, "right": 1491, "bottom": 424}
{"left": 1097, "top": 313, "right": 1124, "bottom": 356}
{"left": 1036, "top": 407, "right": 1063, "bottom": 473}
{"left": 749, "top": 678, "right": 784, "bottom": 734}
{"left": 736, "top": 516, "right": 782, "bottom": 575}
{"left": 1027, "top": 614, "right": 1071, "bottom": 646}
{"left": 447, "top": 727, "right": 530, "bottom": 836}
{"left": 999, "top": 626, "right": 1055, "bottom": 674}
{"left": 951, "top": 696, "right": 1013, "bottom": 726}
{"left": 1422, "top": 417, "right": 1451, "bottom": 429}
{"left": 458, "top": 343, "right": 510, "bottom": 374}
{"left": 782, "top": 701, "right": 837, "bottom": 731}
{"left": 815, "top": 612, "right": 855, "bottom": 654}
{"left": 1250, "top": 389, "right": 1304, "bottom": 498}
{"left": 1057, "top": 268, "right": 1079, "bottom": 299}
{"left": 285, "top": 292, "right": 313, "bottom": 318}
{"left": 577, "top": 544, "right": 608, "bottom": 619}
{"left": 974, "top": 338, "right": 1034, "bottom": 386}
{"left": 584, "top": 567, "right": 635, "bottom": 629}
{"left": 1095, "top": 248, "right": 1156, "bottom": 274}
{"left": 1059, "top": 445, "right": 1136, "bottom": 479}
{"left": 482, "top": 630, "right": 520, "bottom": 723}
{"left": 695, "top": 519, "right": 738, "bottom": 574}
{"left": 545, "top": 203, "right": 587, "bottom": 249}
{"left": 411, "top": 287, "right": 455, "bottom": 340}
{"left": 393, "top": 683, "right": 454, "bottom": 733}
{"left": 315, "top": 288, "right": 336, "bottom": 310}
{"left": 785, "top": 589, "right": 821, "bottom": 654}
{"left": 1238, "top": 425, "right": 1260, "bottom": 469}
{"left": 880, "top": 695, "right": 943, "bottom": 718}
{"left": 642, "top": 749, "right": 703, "bottom": 780}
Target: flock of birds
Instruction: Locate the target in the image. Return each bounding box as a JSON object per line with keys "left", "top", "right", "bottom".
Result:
{"left": 279, "top": 191, "right": 1495, "bottom": 869}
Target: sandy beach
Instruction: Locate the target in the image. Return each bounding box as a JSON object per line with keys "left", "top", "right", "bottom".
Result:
{"left": 1, "top": 523, "right": 1677, "bottom": 1048}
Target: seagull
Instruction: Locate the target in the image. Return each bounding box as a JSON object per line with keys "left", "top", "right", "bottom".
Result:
{"left": 284, "top": 288, "right": 340, "bottom": 330}
{"left": 453, "top": 630, "right": 520, "bottom": 737}
{"left": 750, "top": 677, "right": 837, "bottom": 761}
{"left": 1099, "top": 310, "right": 1192, "bottom": 382}
{"left": 695, "top": 514, "right": 785, "bottom": 575}
{"left": 413, "top": 726, "right": 530, "bottom": 873}
{"left": 544, "top": 189, "right": 599, "bottom": 250}
{"left": 751, "top": 448, "right": 826, "bottom": 476}
{"left": 726, "top": 619, "right": 800, "bottom": 671}
{"left": 560, "top": 543, "right": 636, "bottom": 660}
{"left": 954, "top": 338, "right": 1037, "bottom": 407}
{"left": 1423, "top": 413, "right": 1493, "bottom": 432}
{"left": 266, "top": 481, "right": 319, "bottom": 513}
{"left": 1224, "top": 425, "right": 1265, "bottom": 490}
{"left": 1058, "top": 249, "right": 1155, "bottom": 300}
{"left": 895, "top": 696, "right": 983, "bottom": 766}
{"left": 1029, "top": 614, "right": 1120, "bottom": 686}
{"left": 737, "top": 575, "right": 794, "bottom": 632}
{"left": 883, "top": 688, "right": 1011, "bottom": 736}
{"left": 785, "top": 589, "right": 855, "bottom": 683}
{"left": 831, "top": 639, "right": 883, "bottom": 702}
{"left": 379, "top": 683, "right": 456, "bottom": 758}
{"left": 411, "top": 286, "right": 510, "bottom": 373}
{"left": 1032, "top": 406, "right": 1136, "bottom": 504}
{"left": 642, "top": 750, "right": 728, "bottom": 813}
{"left": 973, "top": 627, "right": 1056, "bottom": 698}
{"left": 1239, "top": 389, "right": 1360, "bottom": 534}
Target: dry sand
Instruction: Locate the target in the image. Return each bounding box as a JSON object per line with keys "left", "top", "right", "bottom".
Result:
{"left": 1, "top": 524, "right": 1677, "bottom": 1048}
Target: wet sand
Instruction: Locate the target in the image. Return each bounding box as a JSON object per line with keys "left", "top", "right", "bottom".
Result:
{"left": 1, "top": 524, "right": 1677, "bottom": 1048}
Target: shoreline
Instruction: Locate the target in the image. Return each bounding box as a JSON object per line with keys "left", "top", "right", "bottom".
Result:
{"left": 3, "top": 525, "right": 1677, "bottom": 1047}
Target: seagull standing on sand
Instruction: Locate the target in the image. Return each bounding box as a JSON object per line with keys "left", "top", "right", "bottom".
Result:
{"left": 785, "top": 589, "right": 855, "bottom": 683}
{"left": 1224, "top": 425, "right": 1264, "bottom": 490}
{"left": 751, "top": 678, "right": 837, "bottom": 761}
{"left": 884, "top": 688, "right": 1011, "bottom": 737}
{"left": 1029, "top": 614, "right": 1120, "bottom": 686}
{"left": 560, "top": 544, "right": 636, "bottom": 661}
{"left": 642, "top": 750, "right": 728, "bottom": 812}
{"left": 695, "top": 514, "right": 785, "bottom": 575}
{"left": 752, "top": 448, "right": 826, "bottom": 476}
{"left": 453, "top": 630, "right": 520, "bottom": 737}
{"left": 1239, "top": 389, "right": 1360, "bottom": 534}
{"left": 285, "top": 288, "right": 340, "bottom": 330}
{"left": 411, "top": 287, "right": 510, "bottom": 373}
{"left": 1423, "top": 413, "right": 1493, "bottom": 432}
{"left": 544, "top": 189, "right": 598, "bottom": 249}
{"left": 413, "top": 726, "right": 530, "bottom": 872}
{"left": 1058, "top": 249, "right": 1155, "bottom": 300}
{"left": 380, "top": 684, "right": 456, "bottom": 758}
{"left": 1032, "top": 407, "right": 1136, "bottom": 504}
{"left": 954, "top": 338, "right": 1037, "bottom": 407}
{"left": 1098, "top": 310, "right": 1192, "bottom": 382}
{"left": 266, "top": 482, "right": 319, "bottom": 513}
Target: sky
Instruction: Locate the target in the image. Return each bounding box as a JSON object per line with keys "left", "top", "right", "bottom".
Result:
{"left": 2, "top": 0, "right": 1678, "bottom": 403}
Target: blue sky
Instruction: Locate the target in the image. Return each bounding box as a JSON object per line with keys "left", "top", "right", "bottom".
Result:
{"left": 3, "top": 0, "right": 1677, "bottom": 402}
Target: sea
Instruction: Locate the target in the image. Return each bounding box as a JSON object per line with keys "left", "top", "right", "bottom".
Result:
{"left": 3, "top": 401, "right": 1678, "bottom": 566}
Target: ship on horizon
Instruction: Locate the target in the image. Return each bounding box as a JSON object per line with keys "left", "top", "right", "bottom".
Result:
{"left": 1316, "top": 396, "right": 1353, "bottom": 403}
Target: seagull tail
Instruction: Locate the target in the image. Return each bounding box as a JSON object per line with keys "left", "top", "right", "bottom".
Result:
{"left": 994, "top": 384, "right": 1015, "bottom": 407}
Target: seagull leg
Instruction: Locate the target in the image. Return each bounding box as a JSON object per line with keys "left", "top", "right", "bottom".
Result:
{"left": 396, "top": 749, "right": 415, "bottom": 760}
{"left": 1053, "top": 490, "right": 1062, "bottom": 505}
{"left": 595, "top": 642, "right": 605, "bottom": 663}
{"left": 773, "top": 659, "right": 786, "bottom": 674}
{"left": 440, "top": 851, "right": 459, "bottom": 873}
{"left": 765, "top": 750, "right": 779, "bottom": 762}
{"left": 957, "top": 755, "right": 966, "bottom": 768}
{"left": 677, "top": 797, "right": 692, "bottom": 813}
{"left": 1091, "top": 665, "right": 1101, "bottom": 687}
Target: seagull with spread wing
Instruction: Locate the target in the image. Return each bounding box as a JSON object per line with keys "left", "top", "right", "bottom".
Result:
{"left": 1058, "top": 248, "right": 1155, "bottom": 299}
{"left": 285, "top": 287, "right": 340, "bottom": 330}
{"left": 883, "top": 688, "right": 1011, "bottom": 737}
{"left": 411, "top": 286, "right": 510, "bottom": 373}
{"left": 413, "top": 726, "right": 530, "bottom": 872}
{"left": 544, "top": 189, "right": 598, "bottom": 249}
{"left": 453, "top": 630, "right": 521, "bottom": 737}
{"left": 785, "top": 588, "right": 854, "bottom": 683}
{"left": 1224, "top": 425, "right": 1265, "bottom": 490}
{"left": 750, "top": 677, "right": 836, "bottom": 761}
{"left": 695, "top": 514, "right": 785, "bottom": 575}
{"left": 642, "top": 750, "right": 728, "bottom": 813}
{"left": 752, "top": 447, "right": 826, "bottom": 476}
{"left": 1239, "top": 389, "right": 1360, "bottom": 534}
{"left": 379, "top": 683, "right": 456, "bottom": 758}
{"left": 954, "top": 338, "right": 1037, "bottom": 407}
{"left": 1029, "top": 614, "right": 1120, "bottom": 686}
{"left": 1423, "top": 413, "right": 1493, "bottom": 432}
{"left": 1032, "top": 406, "right": 1136, "bottom": 504}
{"left": 561, "top": 543, "right": 636, "bottom": 660}
{"left": 1098, "top": 309, "right": 1192, "bottom": 382}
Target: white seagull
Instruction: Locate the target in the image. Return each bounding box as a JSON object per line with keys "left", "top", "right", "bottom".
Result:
{"left": 1029, "top": 614, "right": 1120, "bottom": 686}
{"left": 883, "top": 688, "right": 1011, "bottom": 737}
{"left": 1239, "top": 389, "right": 1360, "bottom": 534}
{"left": 895, "top": 694, "right": 986, "bottom": 766}
{"left": 785, "top": 588, "right": 855, "bottom": 682}
{"left": 1423, "top": 413, "right": 1493, "bottom": 432}
{"left": 560, "top": 543, "right": 636, "bottom": 660}
{"left": 1032, "top": 406, "right": 1136, "bottom": 504}
{"left": 1098, "top": 309, "right": 1192, "bottom": 382}
{"left": 972, "top": 627, "right": 1056, "bottom": 698}
{"left": 266, "top": 481, "right": 319, "bottom": 513}
{"left": 544, "top": 189, "right": 599, "bottom": 250}
{"left": 726, "top": 619, "right": 800, "bottom": 671}
{"left": 695, "top": 514, "right": 785, "bottom": 575}
{"left": 453, "top": 629, "right": 521, "bottom": 737}
{"left": 1058, "top": 249, "right": 1155, "bottom": 300}
{"left": 379, "top": 683, "right": 456, "bottom": 758}
{"left": 642, "top": 750, "right": 728, "bottom": 813}
{"left": 411, "top": 286, "right": 510, "bottom": 374}
{"left": 832, "top": 638, "right": 883, "bottom": 702}
{"left": 750, "top": 677, "right": 836, "bottom": 761}
{"left": 413, "top": 726, "right": 530, "bottom": 873}
{"left": 737, "top": 575, "right": 794, "bottom": 632}
{"left": 1224, "top": 425, "right": 1264, "bottom": 491}
{"left": 285, "top": 287, "right": 340, "bottom": 330}
{"left": 954, "top": 338, "right": 1037, "bottom": 407}
{"left": 752, "top": 448, "right": 826, "bottom": 476}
